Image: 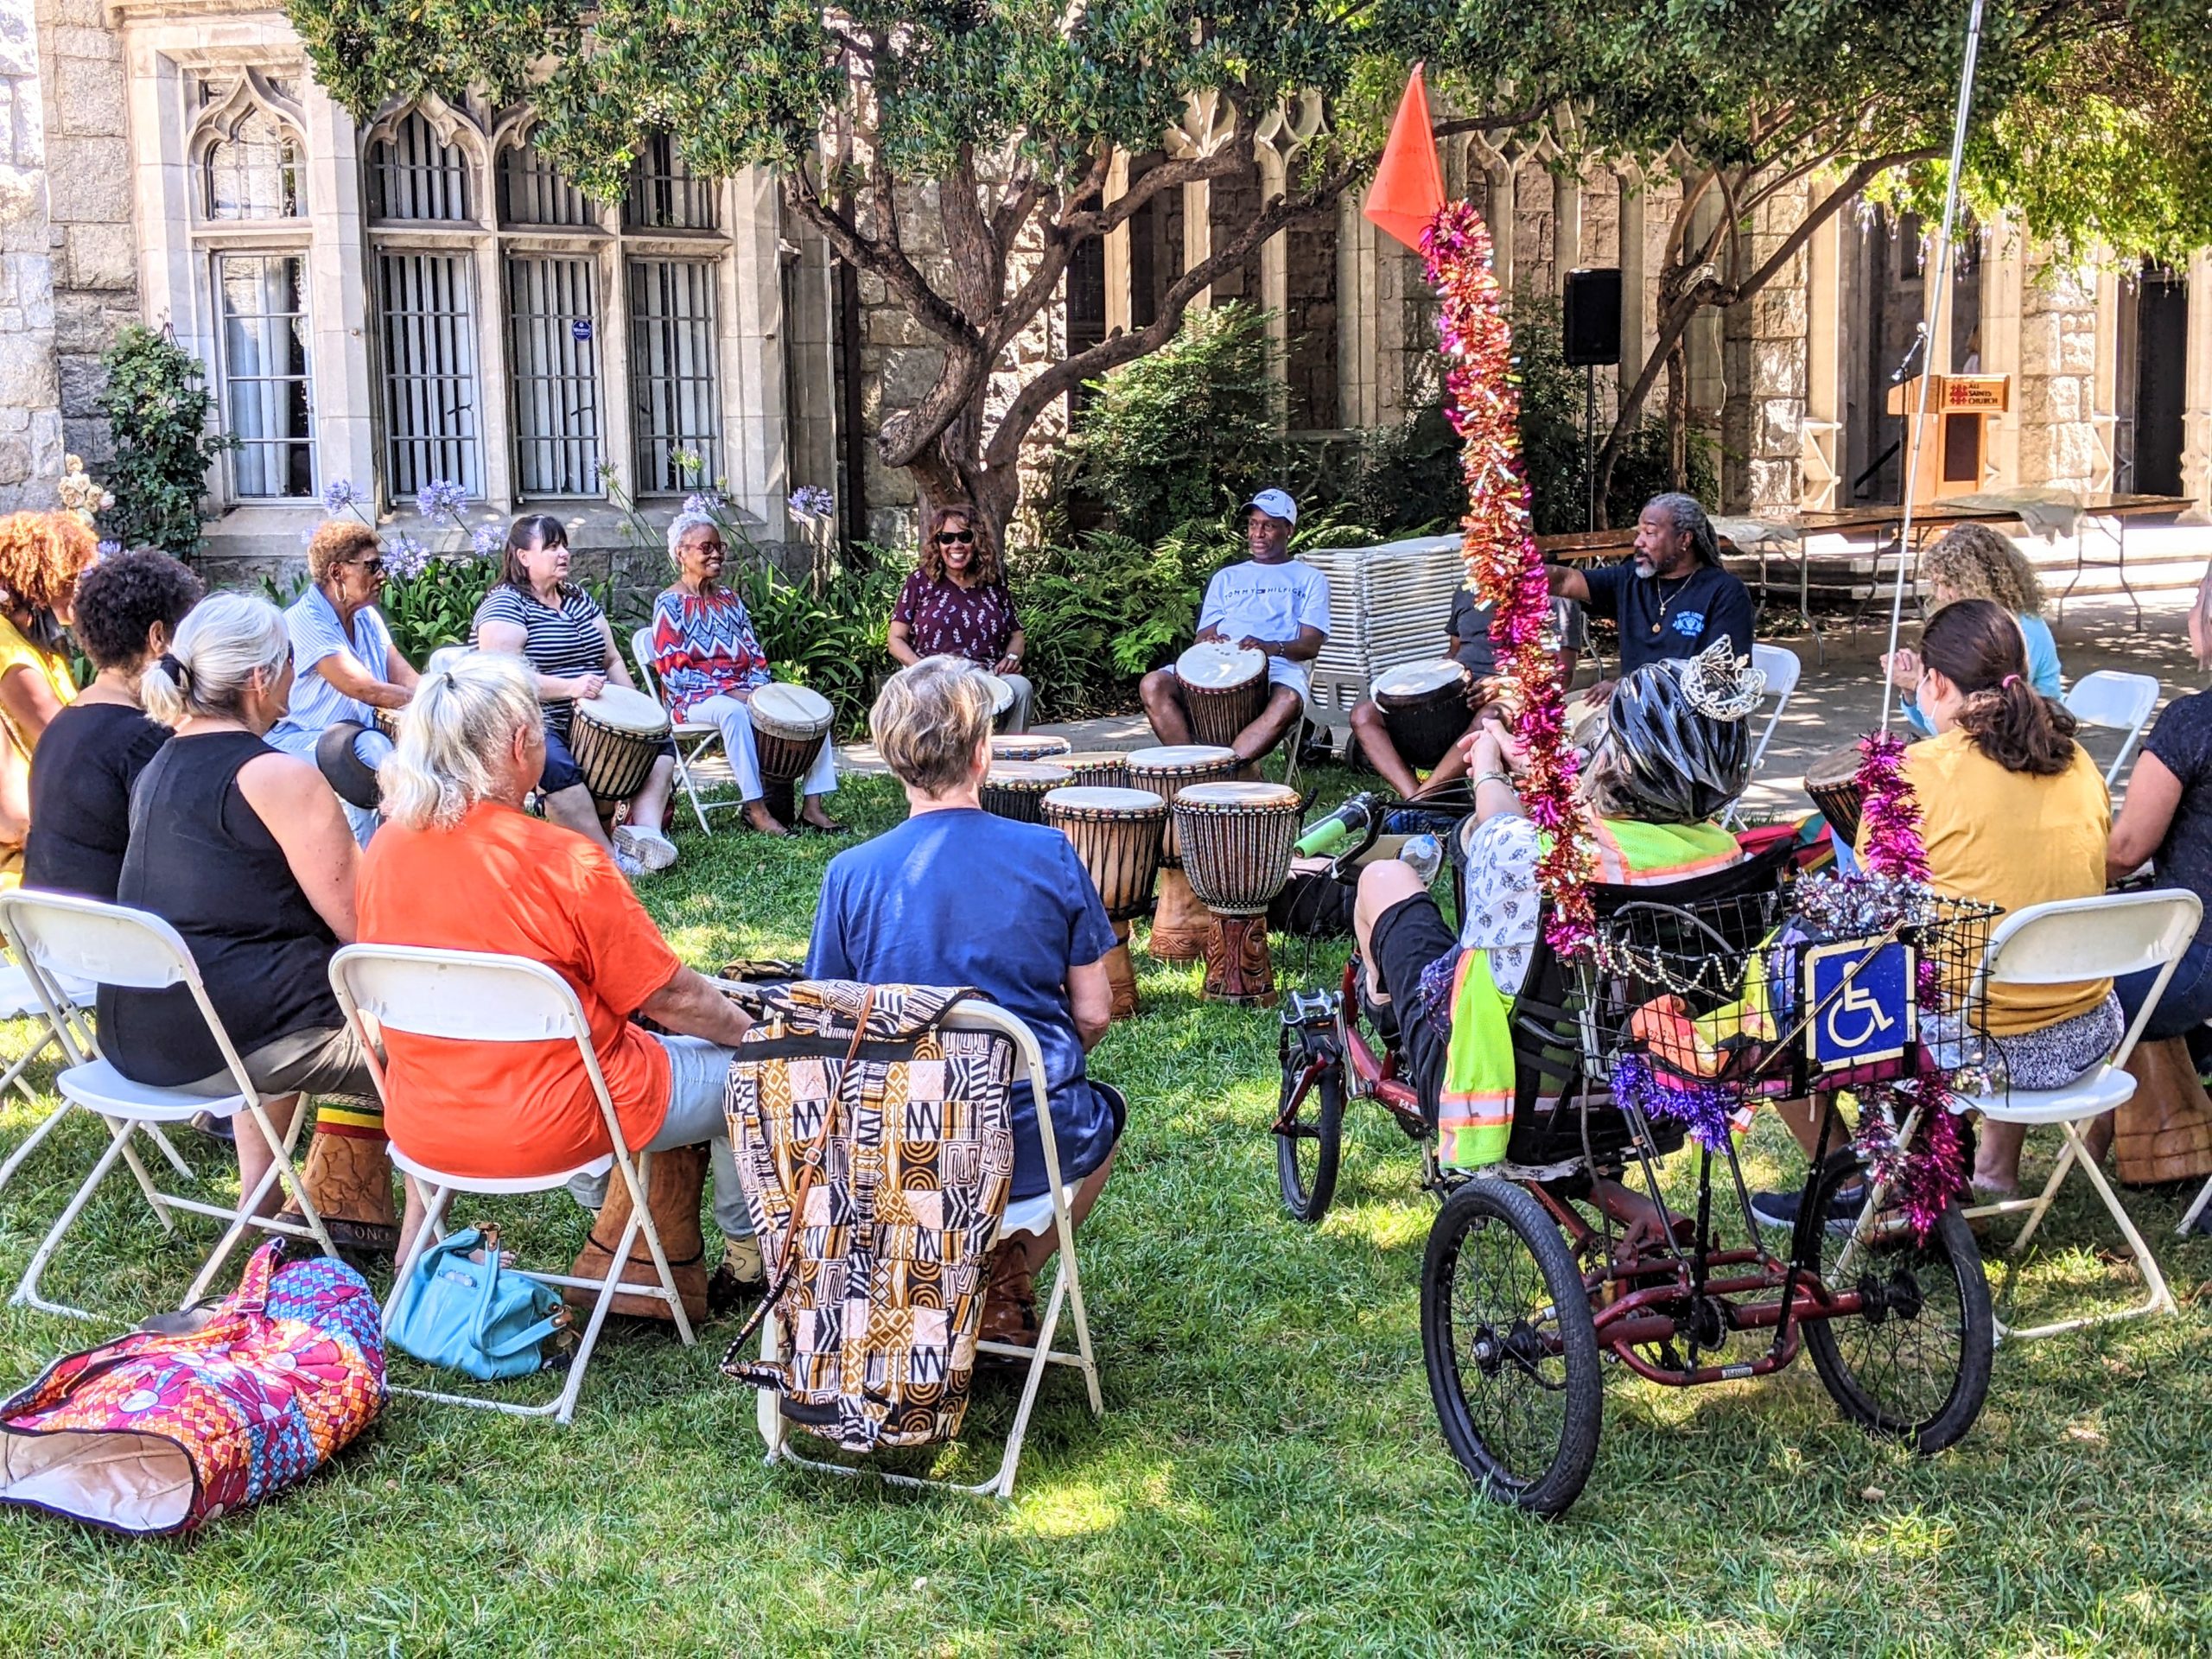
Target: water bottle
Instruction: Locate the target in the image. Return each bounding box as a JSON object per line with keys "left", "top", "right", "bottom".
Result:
{"left": 1398, "top": 832, "right": 1443, "bottom": 886}
{"left": 1294, "top": 792, "right": 1376, "bottom": 857}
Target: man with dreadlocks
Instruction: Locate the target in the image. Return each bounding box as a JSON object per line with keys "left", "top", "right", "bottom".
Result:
{"left": 1548, "top": 493, "right": 1756, "bottom": 705}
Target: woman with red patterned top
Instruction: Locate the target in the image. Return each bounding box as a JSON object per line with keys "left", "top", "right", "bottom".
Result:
{"left": 888, "top": 503, "right": 1033, "bottom": 732}
{"left": 650, "top": 512, "right": 842, "bottom": 836}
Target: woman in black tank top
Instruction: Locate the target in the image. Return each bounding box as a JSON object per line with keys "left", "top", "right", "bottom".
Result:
{"left": 101, "top": 593, "right": 374, "bottom": 1218}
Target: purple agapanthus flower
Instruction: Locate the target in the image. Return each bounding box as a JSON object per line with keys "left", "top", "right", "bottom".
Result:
{"left": 322, "top": 479, "right": 364, "bottom": 515}
{"left": 93, "top": 540, "right": 120, "bottom": 560}
{"left": 469, "top": 522, "right": 504, "bottom": 558}
{"left": 385, "top": 534, "right": 431, "bottom": 581}
{"left": 788, "top": 486, "right": 835, "bottom": 523}
{"left": 683, "top": 489, "right": 727, "bottom": 518}
{"left": 416, "top": 480, "right": 469, "bottom": 521}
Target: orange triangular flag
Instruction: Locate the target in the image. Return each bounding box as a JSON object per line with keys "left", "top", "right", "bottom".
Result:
{"left": 1363, "top": 64, "right": 1446, "bottom": 252}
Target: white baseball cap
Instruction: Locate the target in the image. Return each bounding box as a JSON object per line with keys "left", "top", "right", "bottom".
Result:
{"left": 1244, "top": 488, "right": 1299, "bottom": 526}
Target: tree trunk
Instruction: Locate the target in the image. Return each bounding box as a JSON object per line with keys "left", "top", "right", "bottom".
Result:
{"left": 1665, "top": 339, "right": 1688, "bottom": 492}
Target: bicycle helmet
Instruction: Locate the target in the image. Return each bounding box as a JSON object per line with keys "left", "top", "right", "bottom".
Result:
{"left": 1599, "top": 642, "right": 1761, "bottom": 823}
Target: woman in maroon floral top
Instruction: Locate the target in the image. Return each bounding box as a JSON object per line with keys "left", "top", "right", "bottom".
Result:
{"left": 889, "top": 504, "right": 1033, "bottom": 731}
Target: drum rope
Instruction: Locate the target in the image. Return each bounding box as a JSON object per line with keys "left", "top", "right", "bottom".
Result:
{"left": 1878, "top": 0, "right": 1988, "bottom": 732}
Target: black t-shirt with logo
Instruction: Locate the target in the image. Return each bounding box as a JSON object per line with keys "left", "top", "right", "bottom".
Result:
{"left": 2143, "top": 689, "right": 2212, "bottom": 945}
{"left": 1582, "top": 560, "right": 1756, "bottom": 676}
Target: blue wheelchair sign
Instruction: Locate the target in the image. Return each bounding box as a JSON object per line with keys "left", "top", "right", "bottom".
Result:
{"left": 1802, "top": 938, "right": 1917, "bottom": 1076}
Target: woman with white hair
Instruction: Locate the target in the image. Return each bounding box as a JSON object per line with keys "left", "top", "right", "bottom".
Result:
{"left": 473, "top": 513, "right": 680, "bottom": 876}
{"left": 359, "top": 652, "right": 763, "bottom": 1306}
{"left": 101, "top": 591, "right": 377, "bottom": 1222}
{"left": 647, "top": 510, "right": 842, "bottom": 835}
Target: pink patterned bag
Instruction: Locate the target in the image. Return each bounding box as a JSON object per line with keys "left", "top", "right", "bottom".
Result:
{"left": 0, "top": 1241, "right": 386, "bottom": 1535}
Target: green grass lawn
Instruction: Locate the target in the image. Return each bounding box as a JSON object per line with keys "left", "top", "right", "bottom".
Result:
{"left": 0, "top": 766, "right": 2205, "bottom": 1656}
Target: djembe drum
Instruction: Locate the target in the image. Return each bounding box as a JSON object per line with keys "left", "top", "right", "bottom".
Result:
{"left": 981, "top": 760, "right": 1071, "bottom": 823}
{"left": 1061, "top": 751, "right": 1134, "bottom": 791}
{"left": 1372, "top": 658, "right": 1472, "bottom": 772}
{"left": 570, "top": 685, "right": 672, "bottom": 807}
{"left": 372, "top": 705, "right": 404, "bottom": 742}
{"left": 566, "top": 1143, "right": 709, "bottom": 1325}
{"left": 278, "top": 1100, "right": 398, "bottom": 1257}
{"left": 1126, "top": 744, "right": 1241, "bottom": 962}
{"left": 1175, "top": 641, "right": 1268, "bottom": 748}
{"left": 989, "top": 733, "right": 1071, "bottom": 764}
{"left": 1173, "top": 781, "right": 1302, "bottom": 1006}
{"left": 749, "top": 682, "right": 834, "bottom": 823}
{"left": 1804, "top": 742, "right": 1869, "bottom": 849}
{"left": 1044, "top": 785, "right": 1167, "bottom": 1020}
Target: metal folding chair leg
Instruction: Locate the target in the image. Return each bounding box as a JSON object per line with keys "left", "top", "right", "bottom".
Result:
{"left": 11, "top": 1117, "right": 162, "bottom": 1320}
{"left": 1986, "top": 1121, "right": 2179, "bottom": 1344}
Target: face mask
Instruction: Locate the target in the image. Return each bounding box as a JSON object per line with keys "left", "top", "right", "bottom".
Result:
{"left": 1915, "top": 676, "right": 1938, "bottom": 722}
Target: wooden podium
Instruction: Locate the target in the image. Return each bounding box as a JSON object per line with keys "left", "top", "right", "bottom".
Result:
{"left": 1887, "top": 373, "right": 2010, "bottom": 505}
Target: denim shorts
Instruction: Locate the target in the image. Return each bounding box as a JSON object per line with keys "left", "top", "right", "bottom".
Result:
{"left": 540, "top": 721, "right": 678, "bottom": 797}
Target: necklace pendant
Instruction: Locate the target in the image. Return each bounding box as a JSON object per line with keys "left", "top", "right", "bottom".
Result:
{"left": 1652, "top": 623, "right": 1662, "bottom": 635}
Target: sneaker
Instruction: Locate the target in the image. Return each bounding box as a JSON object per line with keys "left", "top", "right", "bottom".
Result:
{"left": 613, "top": 849, "right": 647, "bottom": 881}
{"left": 615, "top": 823, "right": 679, "bottom": 872}
{"left": 1751, "top": 1180, "right": 1867, "bottom": 1234}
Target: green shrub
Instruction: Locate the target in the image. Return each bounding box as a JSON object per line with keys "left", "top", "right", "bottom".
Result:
{"left": 734, "top": 555, "right": 910, "bottom": 736}
{"left": 95, "top": 327, "right": 235, "bottom": 555}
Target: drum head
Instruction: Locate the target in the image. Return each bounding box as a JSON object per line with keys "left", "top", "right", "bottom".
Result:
{"left": 1178, "top": 781, "right": 1301, "bottom": 809}
{"left": 1043, "top": 785, "right": 1166, "bottom": 815}
{"left": 987, "top": 762, "right": 1072, "bottom": 785}
{"left": 580, "top": 683, "right": 671, "bottom": 734}
{"left": 1372, "top": 658, "right": 1468, "bottom": 701}
{"left": 1174, "top": 641, "right": 1266, "bottom": 689}
{"left": 1126, "top": 744, "right": 1239, "bottom": 773}
{"left": 751, "top": 681, "right": 833, "bottom": 731}
{"left": 978, "top": 672, "right": 1015, "bottom": 715}
{"left": 1803, "top": 742, "right": 1870, "bottom": 791}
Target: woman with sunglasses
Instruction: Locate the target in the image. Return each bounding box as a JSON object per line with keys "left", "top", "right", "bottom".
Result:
{"left": 888, "top": 504, "right": 1033, "bottom": 732}
{"left": 265, "top": 519, "right": 420, "bottom": 846}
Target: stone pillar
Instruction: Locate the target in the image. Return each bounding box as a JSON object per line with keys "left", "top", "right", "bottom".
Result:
{"left": 0, "top": 0, "right": 60, "bottom": 508}
{"left": 1181, "top": 177, "right": 1210, "bottom": 309}
{"left": 1801, "top": 185, "right": 1847, "bottom": 510}
{"left": 723, "top": 164, "right": 791, "bottom": 535}
{"left": 35, "top": 0, "right": 129, "bottom": 477}
{"left": 1103, "top": 149, "right": 1132, "bottom": 337}
{"left": 1614, "top": 162, "right": 1648, "bottom": 407}
{"left": 2016, "top": 243, "right": 2101, "bottom": 489}
{"left": 2183, "top": 251, "right": 2212, "bottom": 516}
{"left": 1719, "top": 180, "right": 1809, "bottom": 513}
{"left": 1332, "top": 189, "right": 1376, "bottom": 429}
{"left": 1979, "top": 214, "right": 2025, "bottom": 488}
{"left": 2089, "top": 262, "right": 2121, "bottom": 493}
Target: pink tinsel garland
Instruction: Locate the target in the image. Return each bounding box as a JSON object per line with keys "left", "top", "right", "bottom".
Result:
{"left": 1421, "top": 200, "right": 1594, "bottom": 956}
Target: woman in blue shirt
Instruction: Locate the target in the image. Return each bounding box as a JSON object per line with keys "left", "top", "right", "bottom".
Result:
{"left": 807, "top": 655, "right": 1122, "bottom": 1346}
{"left": 1883, "top": 524, "right": 2063, "bottom": 733}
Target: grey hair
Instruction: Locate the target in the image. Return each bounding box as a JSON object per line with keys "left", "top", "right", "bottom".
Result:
{"left": 1643, "top": 493, "right": 1720, "bottom": 567}
{"left": 664, "top": 510, "right": 721, "bottom": 563}
{"left": 138, "top": 591, "right": 290, "bottom": 726}
{"left": 871, "top": 655, "right": 995, "bottom": 798}
{"left": 379, "top": 652, "right": 542, "bottom": 832}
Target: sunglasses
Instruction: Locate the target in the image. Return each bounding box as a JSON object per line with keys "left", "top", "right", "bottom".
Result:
{"left": 351, "top": 557, "right": 385, "bottom": 575}
{"left": 936, "top": 531, "right": 975, "bottom": 545}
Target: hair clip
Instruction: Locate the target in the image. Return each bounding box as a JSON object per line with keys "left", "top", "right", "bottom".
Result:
{"left": 1676, "top": 639, "right": 1764, "bottom": 721}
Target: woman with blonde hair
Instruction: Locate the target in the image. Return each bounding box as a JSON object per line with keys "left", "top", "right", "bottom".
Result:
{"left": 104, "top": 591, "right": 377, "bottom": 1225}
{"left": 0, "top": 510, "right": 98, "bottom": 881}
{"left": 1883, "top": 523, "right": 2062, "bottom": 734}
{"left": 887, "top": 502, "right": 1033, "bottom": 731}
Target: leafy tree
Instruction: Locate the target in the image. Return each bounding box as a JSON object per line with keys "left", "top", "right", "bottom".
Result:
{"left": 94, "top": 327, "right": 234, "bottom": 555}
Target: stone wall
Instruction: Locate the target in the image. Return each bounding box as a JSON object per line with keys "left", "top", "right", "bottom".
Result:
{"left": 0, "top": 0, "right": 60, "bottom": 509}
{"left": 2017, "top": 246, "right": 2100, "bottom": 488}
{"left": 1721, "top": 180, "right": 1810, "bottom": 512}
{"left": 34, "top": 0, "right": 132, "bottom": 473}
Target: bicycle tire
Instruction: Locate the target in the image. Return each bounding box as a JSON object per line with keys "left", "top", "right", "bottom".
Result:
{"left": 1803, "top": 1151, "right": 1993, "bottom": 1453}
{"left": 1421, "top": 1179, "right": 1603, "bottom": 1517}
{"left": 1275, "top": 1028, "right": 1343, "bottom": 1224}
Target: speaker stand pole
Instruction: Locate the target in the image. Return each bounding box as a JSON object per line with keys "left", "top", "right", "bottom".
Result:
{"left": 1583, "top": 360, "right": 1598, "bottom": 531}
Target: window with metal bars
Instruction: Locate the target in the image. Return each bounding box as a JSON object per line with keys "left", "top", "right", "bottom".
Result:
{"left": 622, "top": 134, "right": 720, "bottom": 232}
{"left": 628, "top": 259, "right": 721, "bottom": 493}
{"left": 507, "top": 256, "right": 602, "bottom": 497}
{"left": 216, "top": 253, "right": 314, "bottom": 498}
{"left": 378, "top": 251, "right": 483, "bottom": 498}
{"left": 497, "top": 142, "right": 596, "bottom": 228}
{"left": 203, "top": 110, "right": 299, "bottom": 219}
{"left": 369, "top": 111, "right": 473, "bottom": 222}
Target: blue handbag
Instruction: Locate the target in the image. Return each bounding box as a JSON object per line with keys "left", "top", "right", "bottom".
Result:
{"left": 386, "top": 1226, "right": 567, "bottom": 1382}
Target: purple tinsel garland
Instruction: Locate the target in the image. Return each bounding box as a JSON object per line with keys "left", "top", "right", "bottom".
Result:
{"left": 1611, "top": 1051, "right": 1737, "bottom": 1154}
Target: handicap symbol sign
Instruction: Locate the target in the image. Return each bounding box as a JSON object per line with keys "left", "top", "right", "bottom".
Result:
{"left": 1802, "top": 938, "right": 1917, "bottom": 1076}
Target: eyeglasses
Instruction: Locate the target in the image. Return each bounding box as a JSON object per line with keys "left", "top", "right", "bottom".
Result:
{"left": 937, "top": 531, "right": 975, "bottom": 545}
{"left": 351, "top": 557, "right": 385, "bottom": 575}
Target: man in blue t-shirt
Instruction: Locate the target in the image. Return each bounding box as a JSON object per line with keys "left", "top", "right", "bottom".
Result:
{"left": 1140, "top": 488, "right": 1330, "bottom": 762}
{"left": 1548, "top": 493, "right": 1755, "bottom": 704}
{"left": 808, "top": 656, "right": 1124, "bottom": 1344}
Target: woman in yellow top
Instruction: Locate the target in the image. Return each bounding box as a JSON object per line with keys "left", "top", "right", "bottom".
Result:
{"left": 0, "top": 511, "right": 94, "bottom": 882}
{"left": 1865, "top": 596, "right": 2118, "bottom": 1197}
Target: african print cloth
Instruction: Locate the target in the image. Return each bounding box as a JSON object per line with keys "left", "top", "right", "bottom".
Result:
{"left": 721, "top": 979, "right": 1015, "bottom": 1452}
{"left": 0, "top": 1242, "right": 385, "bottom": 1535}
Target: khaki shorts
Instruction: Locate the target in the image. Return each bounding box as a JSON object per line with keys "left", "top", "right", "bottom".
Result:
{"left": 182, "top": 1024, "right": 378, "bottom": 1103}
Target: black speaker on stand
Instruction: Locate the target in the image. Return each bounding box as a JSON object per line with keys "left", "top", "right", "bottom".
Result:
{"left": 1562, "top": 268, "right": 1624, "bottom": 531}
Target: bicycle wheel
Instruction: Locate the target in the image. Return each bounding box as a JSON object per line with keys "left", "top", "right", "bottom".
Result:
{"left": 1803, "top": 1151, "right": 1993, "bottom": 1453}
{"left": 1421, "top": 1179, "right": 1603, "bottom": 1516}
{"left": 1275, "top": 1027, "right": 1343, "bottom": 1224}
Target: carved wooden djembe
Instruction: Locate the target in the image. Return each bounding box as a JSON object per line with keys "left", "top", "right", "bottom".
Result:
{"left": 1173, "top": 781, "right": 1302, "bottom": 1007}
{"left": 979, "top": 760, "right": 1071, "bottom": 823}
{"left": 1043, "top": 785, "right": 1167, "bottom": 1020}
{"left": 1125, "top": 744, "right": 1242, "bottom": 962}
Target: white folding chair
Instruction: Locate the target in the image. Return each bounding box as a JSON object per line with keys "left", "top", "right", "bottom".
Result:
{"left": 328, "top": 943, "right": 695, "bottom": 1427}
{"left": 631, "top": 626, "right": 743, "bottom": 836}
{"left": 0, "top": 890, "right": 339, "bottom": 1321}
{"left": 754, "top": 1001, "right": 1104, "bottom": 1500}
{"left": 2063, "top": 670, "right": 2159, "bottom": 787}
{"left": 1722, "top": 642, "right": 1802, "bottom": 828}
{"left": 1954, "top": 889, "right": 2200, "bottom": 1342}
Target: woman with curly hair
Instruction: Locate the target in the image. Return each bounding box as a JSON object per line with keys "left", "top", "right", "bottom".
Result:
{"left": 23, "top": 549, "right": 201, "bottom": 900}
{"left": 887, "top": 502, "right": 1032, "bottom": 731}
{"left": 1881, "top": 523, "right": 2063, "bottom": 734}
{"left": 0, "top": 510, "right": 97, "bottom": 880}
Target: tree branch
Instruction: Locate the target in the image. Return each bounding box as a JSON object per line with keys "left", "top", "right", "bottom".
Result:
{"left": 780, "top": 178, "right": 970, "bottom": 346}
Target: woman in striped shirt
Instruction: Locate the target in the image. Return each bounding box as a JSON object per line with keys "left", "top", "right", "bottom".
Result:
{"left": 472, "top": 515, "right": 679, "bottom": 876}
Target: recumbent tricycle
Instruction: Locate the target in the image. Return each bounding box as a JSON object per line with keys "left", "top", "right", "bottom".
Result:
{"left": 1273, "top": 793, "right": 1997, "bottom": 1516}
